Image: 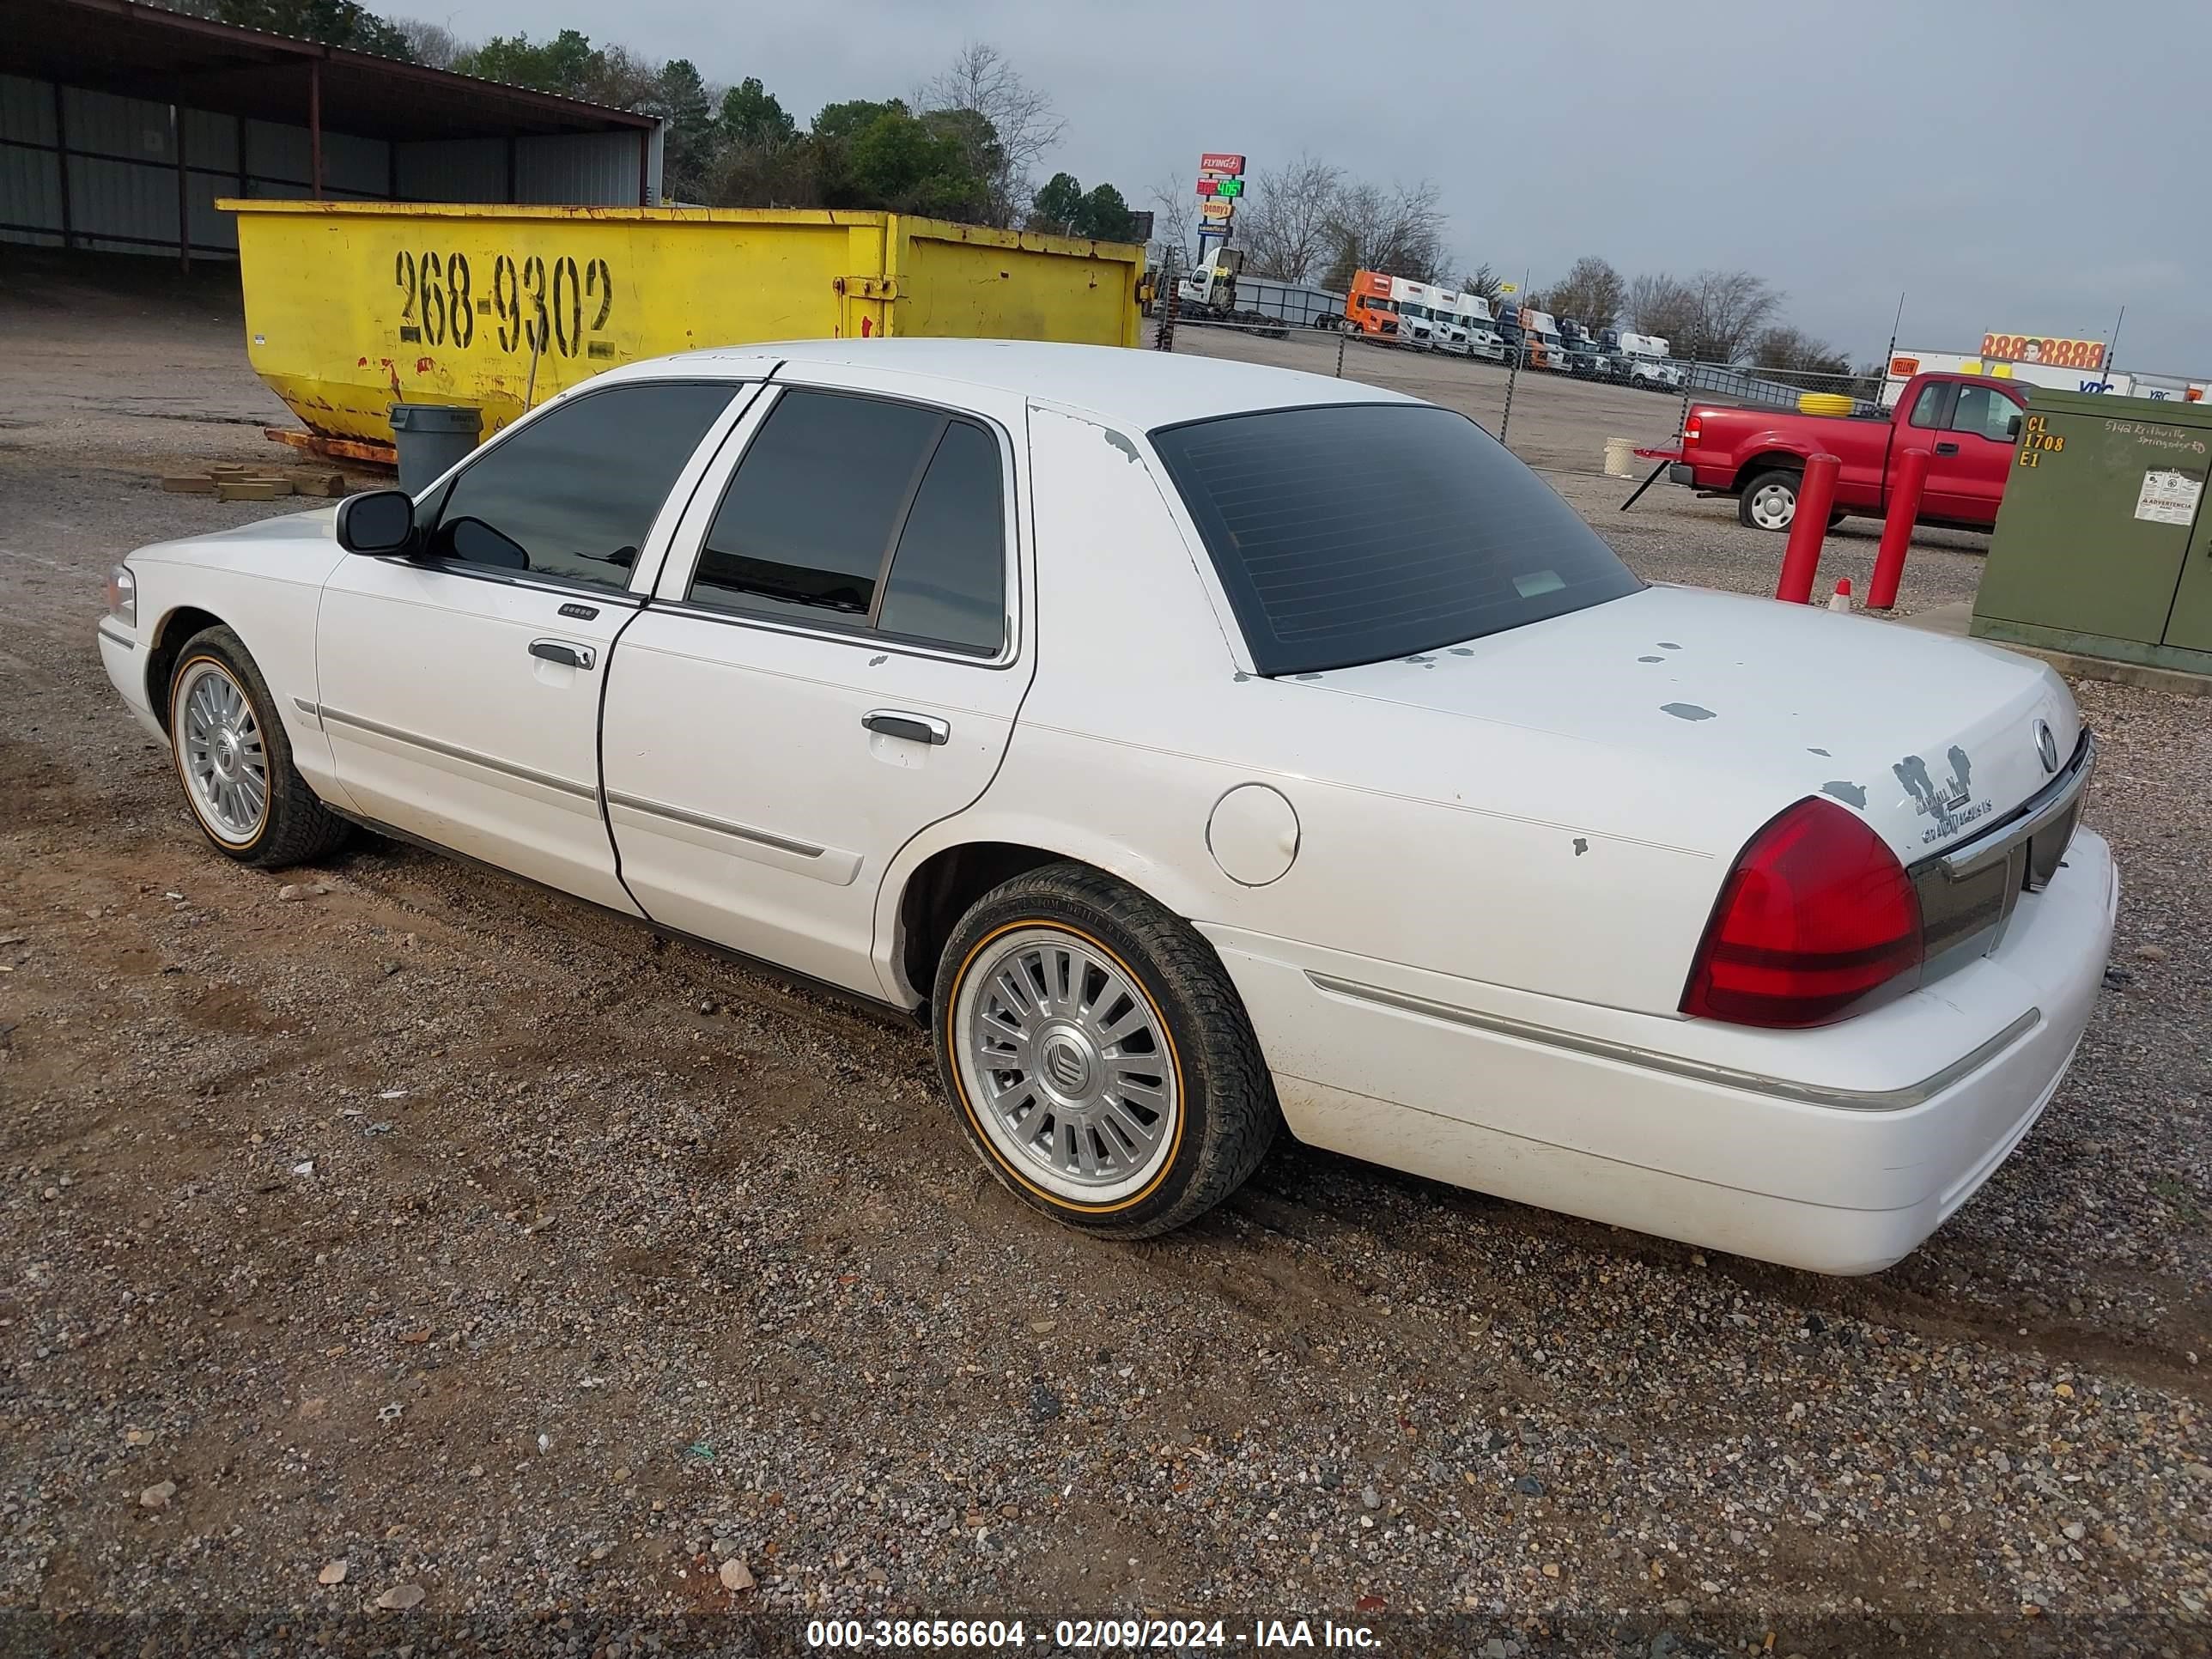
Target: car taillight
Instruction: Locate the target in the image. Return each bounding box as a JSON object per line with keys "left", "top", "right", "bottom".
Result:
{"left": 1682, "top": 412, "right": 1703, "bottom": 446}
{"left": 1681, "top": 797, "right": 1923, "bottom": 1029}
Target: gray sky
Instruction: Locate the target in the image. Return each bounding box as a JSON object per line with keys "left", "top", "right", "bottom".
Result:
{"left": 445, "top": 0, "right": 2209, "bottom": 375}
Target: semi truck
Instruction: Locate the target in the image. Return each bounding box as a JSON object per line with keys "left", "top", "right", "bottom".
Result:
{"left": 1344, "top": 270, "right": 1401, "bottom": 338}
{"left": 1436, "top": 292, "right": 1509, "bottom": 361}
{"left": 1607, "top": 329, "right": 1686, "bottom": 392}
{"left": 1502, "top": 305, "right": 1565, "bottom": 371}
{"left": 1880, "top": 348, "right": 2149, "bottom": 407}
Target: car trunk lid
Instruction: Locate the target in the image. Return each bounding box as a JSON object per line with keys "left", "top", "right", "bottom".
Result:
{"left": 1301, "top": 583, "right": 2079, "bottom": 869}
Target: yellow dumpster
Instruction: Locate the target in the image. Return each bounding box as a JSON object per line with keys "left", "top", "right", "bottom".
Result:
{"left": 224, "top": 200, "right": 1146, "bottom": 458}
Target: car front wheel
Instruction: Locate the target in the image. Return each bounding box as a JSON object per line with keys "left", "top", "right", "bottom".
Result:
{"left": 1739, "top": 469, "right": 1802, "bottom": 532}
{"left": 167, "top": 625, "right": 350, "bottom": 867}
{"left": 933, "top": 862, "right": 1279, "bottom": 1238}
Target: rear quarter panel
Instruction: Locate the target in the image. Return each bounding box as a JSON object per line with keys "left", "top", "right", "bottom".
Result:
{"left": 877, "top": 405, "right": 1735, "bottom": 1018}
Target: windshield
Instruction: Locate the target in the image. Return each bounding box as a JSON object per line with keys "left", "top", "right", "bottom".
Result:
{"left": 1149, "top": 403, "right": 1643, "bottom": 677}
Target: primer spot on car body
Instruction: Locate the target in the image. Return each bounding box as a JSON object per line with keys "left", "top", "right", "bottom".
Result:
{"left": 1572, "top": 836, "right": 1589, "bottom": 856}
{"left": 1102, "top": 429, "right": 1141, "bottom": 465}
{"left": 1638, "top": 655, "right": 1664, "bottom": 663}
{"left": 1822, "top": 781, "right": 1869, "bottom": 808}
{"left": 1661, "top": 702, "right": 1716, "bottom": 721}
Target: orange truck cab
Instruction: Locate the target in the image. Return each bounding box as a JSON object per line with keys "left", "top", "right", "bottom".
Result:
{"left": 1345, "top": 270, "right": 1400, "bottom": 337}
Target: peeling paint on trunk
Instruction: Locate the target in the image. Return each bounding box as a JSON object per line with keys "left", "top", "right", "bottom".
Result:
{"left": 1661, "top": 702, "right": 1716, "bottom": 721}
{"left": 1822, "top": 781, "right": 1869, "bottom": 808}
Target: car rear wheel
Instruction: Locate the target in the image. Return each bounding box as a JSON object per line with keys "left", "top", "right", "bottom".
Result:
{"left": 933, "top": 862, "right": 1279, "bottom": 1239}
{"left": 167, "top": 625, "right": 350, "bottom": 867}
{"left": 1740, "top": 469, "right": 1801, "bottom": 532}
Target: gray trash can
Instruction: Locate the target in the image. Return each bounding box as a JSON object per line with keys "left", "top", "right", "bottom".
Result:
{"left": 388, "top": 404, "right": 482, "bottom": 495}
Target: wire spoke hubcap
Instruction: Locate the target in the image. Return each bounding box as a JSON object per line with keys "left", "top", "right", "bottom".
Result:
{"left": 176, "top": 661, "right": 269, "bottom": 843}
{"left": 956, "top": 927, "right": 1179, "bottom": 1204}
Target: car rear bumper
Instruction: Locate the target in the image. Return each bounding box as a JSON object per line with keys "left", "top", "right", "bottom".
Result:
{"left": 1668, "top": 462, "right": 1697, "bottom": 487}
{"left": 1201, "top": 829, "right": 2116, "bottom": 1274}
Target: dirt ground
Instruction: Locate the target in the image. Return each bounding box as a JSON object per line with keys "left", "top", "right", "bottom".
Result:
{"left": 2, "top": 252, "right": 2209, "bottom": 1658}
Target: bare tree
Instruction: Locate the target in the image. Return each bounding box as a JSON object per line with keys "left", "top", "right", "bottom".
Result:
{"left": 1749, "top": 325, "right": 1851, "bottom": 375}
{"left": 1545, "top": 255, "right": 1625, "bottom": 331}
{"left": 1625, "top": 271, "right": 1698, "bottom": 340}
{"left": 1148, "top": 176, "right": 1196, "bottom": 263}
{"left": 1234, "top": 151, "right": 1343, "bottom": 283}
{"left": 1322, "top": 179, "right": 1449, "bottom": 289}
{"left": 391, "top": 15, "right": 462, "bottom": 68}
{"left": 1687, "top": 269, "right": 1784, "bottom": 363}
{"left": 919, "top": 42, "right": 1065, "bottom": 228}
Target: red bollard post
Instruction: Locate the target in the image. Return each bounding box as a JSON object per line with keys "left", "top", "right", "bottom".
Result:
{"left": 1866, "top": 446, "right": 1930, "bottom": 611}
{"left": 1774, "top": 453, "right": 1840, "bottom": 605}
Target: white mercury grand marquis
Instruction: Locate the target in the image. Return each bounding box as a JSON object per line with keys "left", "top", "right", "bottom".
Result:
{"left": 97, "top": 340, "right": 2116, "bottom": 1272}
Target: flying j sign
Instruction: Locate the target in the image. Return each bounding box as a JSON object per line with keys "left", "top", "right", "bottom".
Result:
{"left": 1196, "top": 153, "right": 1245, "bottom": 235}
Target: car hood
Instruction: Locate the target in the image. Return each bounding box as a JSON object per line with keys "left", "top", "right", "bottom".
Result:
{"left": 1300, "top": 584, "right": 2076, "bottom": 865}
{"left": 134, "top": 505, "right": 338, "bottom": 557}
{"left": 129, "top": 506, "right": 347, "bottom": 582}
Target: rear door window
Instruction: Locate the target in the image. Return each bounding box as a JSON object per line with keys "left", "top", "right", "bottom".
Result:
{"left": 1151, "top": 402, "right": 1642, "bottom": 676}
{"left": 688, "top": 388, "right": 1008, "bottom": 653}
{"left": 875, "top": 421, "right": 1008, "bottom": 654}
{"left": 690, "top": 390, "right": 944, "bottom": 624}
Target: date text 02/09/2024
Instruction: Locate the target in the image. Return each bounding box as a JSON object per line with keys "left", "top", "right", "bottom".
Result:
{"left": 802, "top": 1619, "right": 1383, "bottom": 1650}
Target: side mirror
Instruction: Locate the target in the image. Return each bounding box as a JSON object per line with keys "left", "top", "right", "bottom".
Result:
{"left": 2005, "top": 413, "right": 2023, "bottom": 441}
{"left": 335, "top": 489, "right": 415, "bottom": 555}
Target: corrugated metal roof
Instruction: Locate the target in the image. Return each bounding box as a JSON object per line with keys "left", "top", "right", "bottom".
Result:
{"left": 9, "top": 0, "right": 659, "bottom": 139}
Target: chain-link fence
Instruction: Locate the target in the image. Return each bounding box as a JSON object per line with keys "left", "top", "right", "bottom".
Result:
{"left": 1146, "top": 256, "right": 1890, "bottom": 484}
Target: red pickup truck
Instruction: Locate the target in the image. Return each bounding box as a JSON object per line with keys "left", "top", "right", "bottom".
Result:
{"left": 1666, "top": 370, "right": 2027, "bottom": 533}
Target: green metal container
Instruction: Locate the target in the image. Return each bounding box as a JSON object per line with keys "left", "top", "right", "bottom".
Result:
{"left": 1972, "top": 388, "right": 2212, "bottom": 674}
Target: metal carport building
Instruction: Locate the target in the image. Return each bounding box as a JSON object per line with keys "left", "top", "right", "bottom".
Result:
{"left": 1, "top": 0, "right": 662, "bottom": 266}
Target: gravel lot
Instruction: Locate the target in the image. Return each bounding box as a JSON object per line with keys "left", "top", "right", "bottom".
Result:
{"left": 3, "top": 256, "right": 2208, "bottom": 1658}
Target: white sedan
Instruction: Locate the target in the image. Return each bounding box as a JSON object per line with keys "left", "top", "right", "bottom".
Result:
{"left": 97, "top": 340, "right": 2115, "bottom": 1272}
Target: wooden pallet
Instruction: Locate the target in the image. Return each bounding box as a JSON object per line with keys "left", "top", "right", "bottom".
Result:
{"left": 161, "top": 465, "right": 348, "bottom": 501}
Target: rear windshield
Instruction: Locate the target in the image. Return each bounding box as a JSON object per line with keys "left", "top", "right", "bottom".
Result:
{"left": 1150, "top": 403, "right": 1641, "bottom": 676}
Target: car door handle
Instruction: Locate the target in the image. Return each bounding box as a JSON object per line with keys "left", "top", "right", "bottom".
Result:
{"left": 862, "top": 709, "right": 949, "bottom": 745}
{"left": 1934, "top": 441, "right": 1961, "bottom": 455}
{"left": 529, "top": 639, "right": 595, "bottom": 670}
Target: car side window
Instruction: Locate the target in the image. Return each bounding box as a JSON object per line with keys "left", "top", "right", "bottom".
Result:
{"left": 1908, "top": 382, "right": 1949, "bottom": 429}
{"left": 422, "top": 382, "right": 736, "bottom": 590}
{"left": 1951, "top": 385, "right": 2023, "bottom": 443}
{"left": 689, "top": 389, "right": 1007, "bottom": 654}
{"left": 876, "top": 421, "right": 1006, "bottom": 654}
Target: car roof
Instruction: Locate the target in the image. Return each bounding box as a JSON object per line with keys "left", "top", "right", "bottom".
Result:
{"left": 593, "top": 337, "right": 1416, "bottom": 431}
